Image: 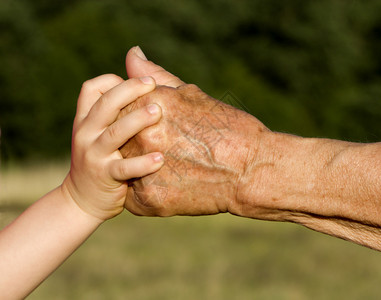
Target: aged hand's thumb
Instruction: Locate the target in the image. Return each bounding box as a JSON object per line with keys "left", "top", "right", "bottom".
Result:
{"left": 125, "top": 46, "right": 184, "bottom": 88}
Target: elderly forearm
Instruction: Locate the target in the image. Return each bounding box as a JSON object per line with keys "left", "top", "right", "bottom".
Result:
{"left": 234, "top": 131, "right": 381, "bottom": 250}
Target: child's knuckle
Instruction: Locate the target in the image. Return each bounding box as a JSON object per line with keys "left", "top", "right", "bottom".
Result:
{"left": 117, "top": 163, "right": 129, "bottom": 179}
{"left": 105, "top": 73, "right": 123, "bottom": 83}
{"left": 107, "top": 123, "right": 121, "bottom": 140}
{"left": 73, "top": 133, "right": 85, "bottom": 150}
{"left": 81, "top": 79, "right": 95, "bottom": 93}
{"left": 97, "top": 94, "right": 108, "bottom": 109}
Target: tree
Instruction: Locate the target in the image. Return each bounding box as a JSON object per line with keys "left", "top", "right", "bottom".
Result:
{"left": 1, "top": 0, "right": 381, "bottom": 162}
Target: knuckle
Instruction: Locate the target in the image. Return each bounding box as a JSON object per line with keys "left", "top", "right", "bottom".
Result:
{"left": 72, "top": 126, "right": 87, "bottom": 149}
{"left": 81, "top": 74, "right": 123, "bottom": 93}
{"left": 177, "top": 84, "right": 203, "bottom": 101}
{"left": 91, "top": 95, "right": 108, "bottom": 115}
{"left": 179, "top": 83, "right": 199, "bottom": 91}
{"left": 81, "top": 79, "right": 95, "bottom": 93}
{"left": 117, "top": 162, "right": 129, "bottom": 179}
{"left": 104, "top": 73, "right": 123, "bottom": 83}
{"left": 152, "top": 86, "right": 181, "bottom": 108}
{"left": 97, "top": 94, "right": 108, "bottom": 108}
{"left": 135, "top": 126, "right": 161, "bottom": 148}
{"left": 120, "top": 99, "right": 142, "bottom": 118}
{"left": 107, "top": 123, "right": 121, "bottom": 140}
{"left": 154, "top": 85, "right": 174, "bottom": 99}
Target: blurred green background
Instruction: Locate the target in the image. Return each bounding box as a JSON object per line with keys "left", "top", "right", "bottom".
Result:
{"left": 1, "top": 0, "right": 381, "bottom": 161}
{"left": 1, "top": 0, "right": 381, "bottom": 299}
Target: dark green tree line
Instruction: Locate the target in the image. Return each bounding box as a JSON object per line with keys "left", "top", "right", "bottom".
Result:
{"left": 1, "top": 0, "right": 381, "bottom": 161}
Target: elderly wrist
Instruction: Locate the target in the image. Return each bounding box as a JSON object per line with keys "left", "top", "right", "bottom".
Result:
{"left": 231, "top": 131, "right": 313, "bottom": 220}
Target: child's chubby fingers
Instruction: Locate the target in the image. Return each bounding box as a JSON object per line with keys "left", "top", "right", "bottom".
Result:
{"left": 75, "top": 74, "right": 124, "bottom": 124}
{"left": 96, "top": 103, "right": 162, "bottom": 154}
{"left": 86, "top": 76, "right": 156, "bottom": 130}
{"left": 109, "top": 152, "right": 164, "bottom": 181}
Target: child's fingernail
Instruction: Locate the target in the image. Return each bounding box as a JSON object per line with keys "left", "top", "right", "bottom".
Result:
{"left": 147, "top": 103, "right": 160, "bottom": 115}
{"left": 135, "top": 46, "right": 147, "bottom": 61}
{"left": 140, "top": 76, "right": 154, "bottom": 85}
{"left": 153, "top": 153, "right": 164, "bottom": 163}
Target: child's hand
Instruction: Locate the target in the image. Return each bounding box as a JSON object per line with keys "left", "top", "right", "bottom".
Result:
{"left": 61, "top": 74, "right": 164, "bottom": 222}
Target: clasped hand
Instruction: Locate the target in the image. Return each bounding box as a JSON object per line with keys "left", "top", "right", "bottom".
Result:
{"left": 120, "top": 84, "right": 267, "bottom": 217}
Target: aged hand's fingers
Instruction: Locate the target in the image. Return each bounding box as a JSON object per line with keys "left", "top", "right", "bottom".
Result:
{"left": 85, "top": 77, "right": 156, "bottom": 130}
{"left": 126, "top": 46, "right": 184, "bottom": 88}
{"left": 124, "top": 187, "right": 156, "bottom": 216}
{"left": 109, "top": 152, "right": 164, "bottom": 181}
{"left": 75, "top": 74, "right": 124, "bottom": 124}
{"left": 97, "top": 104, "right": 162, "bottom": 154}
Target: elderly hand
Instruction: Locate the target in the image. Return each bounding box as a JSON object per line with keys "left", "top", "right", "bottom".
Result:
{"left": 120, "top": 48, "right": 268, "bottom": 216}
{"left": 120, "top": 47, "right": 381, "bottom": 252}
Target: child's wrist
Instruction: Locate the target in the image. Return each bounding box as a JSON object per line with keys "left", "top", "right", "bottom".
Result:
{"left": 59, "top": 178, "right": 105, "bottom": 227}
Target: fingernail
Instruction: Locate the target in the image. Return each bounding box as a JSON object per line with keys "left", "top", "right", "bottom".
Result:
{"left": 147, "top": 103, "right": 160, "bottom": 115}
{"left": 153, "top": 153, "right": 164, "bottom": 163}
{"left": 135, "top": 46, "right": 147, "bottom": 61}
{"left": 140, "top": 76, "right": 154, "bottom": 85}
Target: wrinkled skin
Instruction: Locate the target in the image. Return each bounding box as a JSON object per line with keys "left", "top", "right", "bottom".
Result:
{"left": 119, "top": 84, "right": 267, "bottom": 216}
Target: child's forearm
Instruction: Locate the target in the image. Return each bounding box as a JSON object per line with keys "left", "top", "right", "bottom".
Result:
{"left": 0, "top": 74, "right": 163, "bottom": 298}
{"left": 0, "top": 186, "right": 102, "bottom": 299}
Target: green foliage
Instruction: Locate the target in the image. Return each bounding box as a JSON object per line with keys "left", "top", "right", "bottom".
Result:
{"left": 1, "top": 0, "right": 381, "bottom": 161}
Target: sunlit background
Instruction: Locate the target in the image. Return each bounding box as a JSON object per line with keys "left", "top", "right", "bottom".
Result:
{"left": 1, "top": 0, "right": 381, "bottom": 299}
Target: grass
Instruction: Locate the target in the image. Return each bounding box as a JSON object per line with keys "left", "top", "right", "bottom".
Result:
{"left": 1, "top": 162, "right": 381, "bottom": 299}
{"left": 0, "top": 161, "right": 69, "bottom": 230}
